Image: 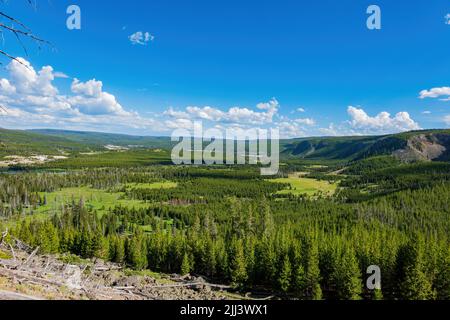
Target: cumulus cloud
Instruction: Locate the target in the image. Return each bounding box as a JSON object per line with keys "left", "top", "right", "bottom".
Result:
{"left": 0, "top": 58, "right": 132, "bottom": 118}
{"left": 185, "top": 106, "right": 225, "bottom": 121}
{"left": 347, "top": 106, "right": 420, "bottom": 134}
{"left": 0, "top": 79, "right": 16, "bottom": 95}
{"left": 69, "top": 78, "right": 129, "bottom": 115}
{"left": 162, "top": 99, "right": 319, "bottom": 138}
{"left": 276, "top": 121, "right": 306, "bottom": 138}
{"left": 0, "top": 58, "right": 426, "bottom": 139}
{"left": 297, "top": 107, "right": 306, "bottom": 113}
{"left": 294, "top": 118, "right": 315, "bottom": 126}
{"left": 165, "top": 99, "right": 280, "bottom": 126}
{"left": 71, "top": 78, "right": 103, "bottom": 96}
{"left": 318, "top": 123, "right": 340, "bottom": 136}
{"left": 419, "top": 87, "right": 450, "bottom": 101}
{"left": 0, "top": 58, "right": 161, "bottom": 134}
{"left": 5, "top": 58, "right": 58, "bottom": 97}
{"left": 129, "top": 31, "right": 155, "bottom": 45}
{"left": 445, "top": 14, "right": 450, "bottom": 25}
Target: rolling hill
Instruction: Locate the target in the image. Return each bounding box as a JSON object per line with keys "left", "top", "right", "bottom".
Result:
{"left": 0, "top": 128, "right": 91, "bottom": 157}
{"left": 1, "top": 128, "right": 449, "bottom": 163}
{"left": 29, "top": 129, "right": 174, "bottom": 150}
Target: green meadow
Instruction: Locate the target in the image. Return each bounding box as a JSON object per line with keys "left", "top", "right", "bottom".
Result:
{"left": 269, "top": 175, "right": 337, "bottom": 196}
{"left": 124, "top": 181, "right": 178, "bottom": 190}
{"left": 36, "top": 182, "right": 177, "bottom": 218}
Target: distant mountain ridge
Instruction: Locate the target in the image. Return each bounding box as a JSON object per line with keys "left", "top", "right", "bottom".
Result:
{"left": 1, "top": 128, "right": 449, "bottom": 162}
{"left": 281, "top": 129, "right": 450, "bottom": 161}
{"left": 29, "top": 129, "right": 173, "bottom": 150}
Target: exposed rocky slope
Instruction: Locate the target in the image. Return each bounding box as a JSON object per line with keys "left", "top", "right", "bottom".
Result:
{"left": 393, "top": 133, "right": 450, "bottom": 162}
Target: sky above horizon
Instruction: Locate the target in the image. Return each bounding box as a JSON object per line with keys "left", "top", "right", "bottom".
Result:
{"left": 0, "top": 0, "right": 449, "bottom": 138}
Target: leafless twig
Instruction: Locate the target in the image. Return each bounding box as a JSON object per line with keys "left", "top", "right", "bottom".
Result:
{"left": 0, "top": 1, "right": 51, "bottom": 65}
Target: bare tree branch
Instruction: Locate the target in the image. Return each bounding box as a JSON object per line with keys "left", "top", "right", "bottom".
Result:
{"left": 0, "top": 1, "right": 50, "bottom": 116}
{"left": 0, "top": 12, "right": 32, "bottom": 32}
{"left": 0, "top": 49, "right": 30, "bottom": 69}
{"left": 0, "top": 0, "right": 51, "bottom": 64}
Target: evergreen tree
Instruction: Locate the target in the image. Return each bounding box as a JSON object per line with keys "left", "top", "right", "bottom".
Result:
{"left": 229, "top": 238, "right": 247, "bottom": 288}
{"left": 434, "top": 246, "right": 450, "bottom": 300}
{"left": 303, "top": 237, "right": 322, "bottom": 300}
{"left": 180, "top": 251, "right": 191, "bottom": 275}
{"left": 398, "top": 239, "right": 436, "bottom": 300}
{"left": 278, "top": 253, "right": 292, "bottom": 293}
{"left": 333, "top": 247, "right": 362, "bottom": 300}
{"left": 291, "top": 242, "right": 306, "bottom": 298}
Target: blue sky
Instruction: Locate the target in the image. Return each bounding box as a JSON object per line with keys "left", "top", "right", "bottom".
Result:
{"left": 0, "top": 0, "right": 449, "bottom": 137}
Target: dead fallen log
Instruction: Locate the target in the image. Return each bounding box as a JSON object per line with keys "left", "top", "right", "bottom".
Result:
{"left": 0, "top": 259, "right": 19, "bottom": 268}
{"left": 114, "top": 282, "right": 231, "bottom": 290}
{"left": 19, "top": 246, "right": 40, "bottom": 270}
{"left": 0, "top": 228, "right": 7, "bottom": 245}
{"left": 0, "top": 289, "right": 44, "bottom": 301}
{"left": 0, "top": 267, "right": 65, "bottom": 288}
{"left": 8, "top": 244, "right": 16, "bottom": 262}
{"left": 12, "top": 238, "right": 33, "bottom": 253}
{"left": 93, "top": 266, "right": 122, "bottom": 272}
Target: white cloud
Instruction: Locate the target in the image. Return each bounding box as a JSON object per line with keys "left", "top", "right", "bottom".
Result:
{"left": 165, "top": 99, "right": 280, "bottom": 126}
{"left": 319, "top": 123, "right": 341, "bottom": 136}
{"left": 160, "top": 99, "right": 316, "bottom": 138}
{"left": 129, "top": 31, "right": 155, "bottom": 45}
{"left": 185, "top": 106, "right": 225, "bottom": 121}
{"left": 294, "top": 118, "right": 315, "bottom": 126}
{"left": 419, "top": 87, "right": 450, "bottom": 100}
{"left": 163, "top": 107, "right": 189, "bottom": 119}
{"left": 69, "top": 78, "right": 128, "bottom": 115}
{"left": 444, "top": 115, "right": 450, "bottom": 126}
{"left": 297, "top": 107, "right": 306, "bottom": 113}
{"left": 0, "top": 58, "right": 427, "bottom": 139}
{"left": 53, "top": 71, "right": 69, "bottom": 79}
{"left": 5, "top": 58, "right": 59, "bottom": 97}
{"left": 445, "top": 14, "right": 450, "bottom": 25}
{"left": 422, "top": 111, "right": 431, "bottom": 115}
{"left": 256, "top": 99, "right": 278, "bottom": 111}
{"left": 276, "top": 121, "right": 305, "bottom": 138}
{"left": 347, "top": 106, "right": 420, "bottom": 134}
{"left": 0, "top": 59, "right": 132, "bottom": 117}
{"left": 0, "top": 58, "right": 152, "bottom": 134}
{"left": 71, "top": 78, "right": 103, "bottom": 96}
{"left": 0, "top": 79, "right": 16, "bottom": 95}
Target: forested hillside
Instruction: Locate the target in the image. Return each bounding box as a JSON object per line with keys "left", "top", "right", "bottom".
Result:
{"left": 281, "top": 129, "right": 450, "bottom": 161}
{"left": 0, "top": 128, "right": 92, "bottom": 157}
{"left": 1, "top": 128, "right": 449, "bottom": 163}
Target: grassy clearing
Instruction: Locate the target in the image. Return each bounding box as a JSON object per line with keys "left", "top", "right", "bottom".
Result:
{"left": 37, "top": 186, "right": 148, "bottom": 217}
{"left": 3, "top": 181, "right": 177, "bottom": 228}
{"left": 41, "top": 150, "right": 172, "bottom": 169}
{"left": 269, "top": 175, "right": 337, "bottom": 196}
{"left": 124, "top": 182, "right": 178, "bottom": 190}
